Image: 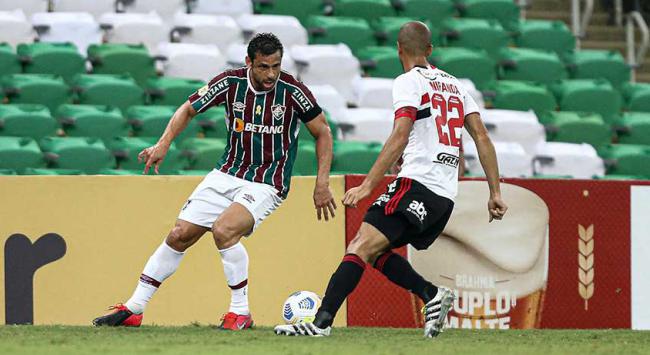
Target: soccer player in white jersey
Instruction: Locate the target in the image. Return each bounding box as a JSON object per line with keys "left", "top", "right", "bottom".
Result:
{"left": 275, "top": 21, "right": 507, "bottom": 338}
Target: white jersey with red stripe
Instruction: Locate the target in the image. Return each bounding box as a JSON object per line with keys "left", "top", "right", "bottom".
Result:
{"left": 393, "top": 65, "right": 480, "bottom": 201}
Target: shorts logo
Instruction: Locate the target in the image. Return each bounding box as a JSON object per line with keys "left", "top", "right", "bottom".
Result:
{"left": 387, "top": 180, "right": 398, "bottom": 193}
{"left": 242, "top": 194, "right": 255, "bottom": 204}
{"left": 272, "top": 104, "right": 286, "bottom": 120}
{"left": 407, "top": 200, "right": 427, "bottom": 222}
{"left": 373, "top": 193, "right": 390, "bottom": 206}
{"left": 434, "top": 152, "right": 460, "bottom": 168}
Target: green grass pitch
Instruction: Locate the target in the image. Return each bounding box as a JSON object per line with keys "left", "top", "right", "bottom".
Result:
{"left": 0, "top": 326, "right": 648, "bottom": 354}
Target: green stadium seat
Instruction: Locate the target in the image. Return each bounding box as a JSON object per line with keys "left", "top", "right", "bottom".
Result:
{"left": 196, "top": 106, "right": 228, "bottom": 139}
{"left": 498, "top": 47, "right": 567, "bottom": 84}
{"left": 515, "top": 20, "right": 575, "bottom": 56}
{"left": 298, "top": 112, "right": 340, "bottom": 142}
{"left": 488, "top": 80, "right": 557, "bottom": 113}
{"left": 17, "top": 42, "right": 85, "bottom": 83}
{"left": 146, "top": 77, "right": 205, "bottom": 106}
{"left": 599, "top": 174, "right": 646, "bottom": 180}
{"left": 550, "top": 79, "right": 622, "bottom": 123}
{"left": 106, "top": 136, "right": 184, "bottom": 173}
{"left": 371, "top": 17, "right": 440, "bottom": 47}
{"left": 333, "top": 0, "right": 395, "bottom": 22}
{"left": 565, "top": 49, "right": 630, "bottom": 88}
{"left": 21, "top": 168, "right": 84, "bottom": 175}
{"left": 306, "top": 16, "right": 376, "bottom": 54}
{"left": 428, "top": 47, "right": 496, "bottom": 89}
{"left": 456, "top": 0, "right": 520, "bottom": 32}
{"left": 39, "top": 137, "right": 114, "bottom": 173}
{"left": 442, "top": 18, "right": 509, "bottom": 59}
{"left": 73, "top": 74, "right": 145, "bottom": 112}
{"left": 126, "top": 105, "right": 200, "bottom": 143}
{"left": 621, "top": 82, "right": 650, "bottom": 112}
{"left": 87, "top": 44, "right": 156, "bottom": 86}
{"left": 394, "top": 0, "right": 455, "bottom": 25}
{"left": 538, "top": 111, "right": 611, "bottom": 147}
{"left": 1, "top": 74, "right": 71, "bottom": 112}
{"left": 615, "top": 112, "right": 650, "bottom": 145}
{"left": 598, "top": 144, "right": 650, "bottom": 177}
{"left": 0, "top": 169, "right": 17, "bottom": 175}
{"left": 293, "top": 141, "right": 318, "bottom": 176}
{"left": 56, "top": 104, "right": 128, "bottom": 141}
{"left": 180, "top": 138, "right": 227, "bottom": 170}
{"left": 0, "top": 43, "right": 20, "bottom": 76}
{"left": 0, "top": 104, "right": 57, "bottom": 140}
{"left": 177, "top": 170, "right": 210, "bottom": 176}
{"left": 0, "top": 137, "right": 44, "bottom": 173}
{"left": 97, "top": 169, "right": 143, "bottom": 175}
{"left": 332, "top": 141, "right": 382, "bottom": 173}
{"left": 357, "top": 46, "right": 402, "bottom": 78}
{"left": 254, "top": 0, "right": 328, "bottom": 23}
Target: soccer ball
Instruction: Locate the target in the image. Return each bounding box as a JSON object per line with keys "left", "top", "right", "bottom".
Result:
{"left": 282, "top": 291, "right": 321, "bottom": 324}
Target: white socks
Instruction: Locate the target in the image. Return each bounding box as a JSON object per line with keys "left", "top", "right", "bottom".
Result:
{"left": 125, "top": 241, "right": 185, "bottom": 314}
{"left": 219, "top": 242, "right": 250, "bottom": 315}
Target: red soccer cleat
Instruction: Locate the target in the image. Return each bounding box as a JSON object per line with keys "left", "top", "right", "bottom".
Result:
{"left": 219, "top": 312, "right": 254, "bottom": 330}
{"left": 92, "top": 303, "right": 143, "bottom": 327}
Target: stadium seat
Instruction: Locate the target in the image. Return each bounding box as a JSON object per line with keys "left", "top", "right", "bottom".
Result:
{"left": 456, "top": 0, "right": 520, "bottom": 32}
{"left": 0, "top": 137, "right": 44, "bottom": 172}
{"left": 0, "top": 104, "right": 57, "bottom": 140}
{"left": 171, "top": 13, "right": 243, "bottom": 53}
{"left": 333, "top": 0, "right": 395, "bottom": 22}
{"left": 87, "top": 43, "right": 156, "bottom": 86}
{"left": 31, "top": 12, "right": 101, "bottom": 54}
{"left": 442, "top": 18, "right": 509, "bottom": 59}
{"left": 550, "top": 79, "right": 622, "bottom": 123}
{"left": 188, "top": 0, "right": 253, "bottom": 16}
{"left": 237, "top": 14, "right": 308, "bottom": 48}
{"left": 73, "top": 74, "right": 145, "bottom": 111}
{"left": 225, "top": 43, "right": 297, "bottom": 76}
{"left": 337, "top": 108, "right": 393, "bottom": 143}
{"left": 305, "top": 16, "right": 375, "bottom": 54}
{"left": 119, "top": 0, "right": 186, "bottom": 20}
{"left": 106, "top": 136, "right": 183, "bottom": 172}
{"left": 39, "top": 136, "right": 115, "bottom": 173}
{"left": 533, "top": 142, "right": 605, "bottom": 178}
{"left": 157, "top": 42, "right": 227, "bottom": 82}
{"left": 292, "top": 141, "right": 318, "bottom": 176}
{"left": 192, "top": 105, "right": 226, "bottom": 139}
{"left": 298, "top": 112, "right": 341, "bottom": 142}
{"left": 0, "top": 0, "right": 48, "bottom": 18}
{"left": 464, "top": 140, "right": 532, "bottom": 177}
{"left": 177, "top": 169, "right": 209, "bottom": 175}
{"left": 21, "top": 167, "right": 83, "bottom": 175}
{"left": 291, "top": 44, "right": 362, "bottom": 104}
{"left": 428, "top": 47, "right": 496, "bottom": 89}
{"left": 615, "top": 112, "right": 650, "bottom": 145}
{"left": 598, "top": 144, "right": 650, "bottom": 177}
{"left": 99, "top": 12, "right": 166, "bottom": 53}
{"left": 56, "top": 104, "right": 127, "bottom": 141}
{"left": 254, "top": 0, "right": 327, "bottom": 23}
{"left": 18, "top": 42, "right": 85, "bottom": 83}
{"left": 394, "top": 0, "right": 455, "bottom": 25}
{"left": 458, "top": 78, "right": 485, "bottom": 108}
{"left": 357, "top": 46, "right": 402, "bottom": 79}
{"left": 180, "top": 138, "right": 227, "bottom": 170}
{"left": 0, "top": 10, "right": 35, "bottom": 48}
{"left": 488, "top": 80, "right": 557, "bottom": 113}
{"left": 97, "top": 168, "right": 142, "bottom": 175}
{"left": 565, "top": 49, "right": 630, "bottom": 88}
{"left": 0, "top": 169, "right": 17, "bottom": 175}
{"left": 498, "top": 47, "right": 567, "bottom": 85}
{"left": 307, "top": 85, "right": 347, "bottom": 122}
{"left": 515, "top": 19, "right": 575, "bottom": 56}
{"left": 51, "top": 0, "right": 115, "bottom": 19}
{"left": 332, "top": 141, "right": 382, "bottom": 173}
{"left": 465, "top": 109, "right": 545, "bottom": 156}
{"left": 126, "top": 105, "right": 200, "bottom": 142}
{"left": 622, "top": 82, "right": 650, "bottom": 112}
{"left": 146, "top": 77, "right": 204, "bottom": 107}
{"left": 371, "top": 17, "right": 440, "bottom": 47}
{"left": 352, "top": 77, "right": 393, "bottom": 109}
{"left": 2, "top": 74, "right": 71, "bottom": 112}
{"left": 0, "top": 43, "right": 20, "bottom": 76}
{"left": 538, "top": 111, "right": 611, "bottom": 148}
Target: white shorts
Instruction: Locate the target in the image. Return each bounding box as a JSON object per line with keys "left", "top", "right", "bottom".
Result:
{"left": 178, "top": 169, "right": 283, "bottom": 234}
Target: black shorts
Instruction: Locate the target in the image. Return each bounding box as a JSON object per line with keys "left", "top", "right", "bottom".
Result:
{"left": 363, "top": 177, "right": 454, "bottom": 250}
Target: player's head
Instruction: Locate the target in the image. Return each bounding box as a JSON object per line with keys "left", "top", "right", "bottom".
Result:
{"left": 246, "top": 32, "right": 283, "bottom": 91}
{"left": 397, "top": 21, "right": 433, "bottom": 63}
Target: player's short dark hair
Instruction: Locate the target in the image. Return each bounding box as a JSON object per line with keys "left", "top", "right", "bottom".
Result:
{"left": 247, "top": 32, "right": 283, "bottom": 61}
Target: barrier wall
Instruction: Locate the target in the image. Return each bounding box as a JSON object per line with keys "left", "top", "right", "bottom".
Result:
{"left": 0, "top": 175, "right": 346, "bottom": 326}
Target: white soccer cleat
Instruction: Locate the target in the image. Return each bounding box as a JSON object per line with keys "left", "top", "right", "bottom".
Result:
{"left": 423, "top": 286, "right": 455, "bottom": 338}
{"left": 274, "top": 322, "right": 331, "bottom": 337}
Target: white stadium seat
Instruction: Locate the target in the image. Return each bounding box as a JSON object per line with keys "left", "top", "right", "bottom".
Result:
{"left": 189, "top": 0, "right": 253, "bottom": 16}
{"left": 0, "top": 0, "right": 48, "bottom": 18}
{"left": 291, "top": 44, "right": 362, "bottom": 104}
{"left": 0, "top": 10, "right": 35, "bottom": 47}
{"left": 31, "top": 12, "right": 101, "bottom": 54}
{"left": 99, "top": 12, "right": 167, "bottom": 53}
{"left": 224, "top": 43, "right": 298, "bottom": 77}
{"left": 120, "top": 0, "right": 186, "bottom": 21}
{"left": 337, "top": 108, "right": 393, "bottom": 143}
{"left": 533, "top": 142, "right": 605, "bottom": 178}
{"left": 352, "top": 77, "right": 394, "bottom": 109}
{"left": 464, "top": 141, "right": 533, "bottom": 177}
{"left": 458, "top": 78, "right": 485, "bottom": 109}
{"left": 172, "top": 13, "right": 243, "bottom": 53}
{"left": 470, "top": 109, "right": 546, "bottom": 156}
{"left": 307, "top": 85, "right": 347, "bottom": 123}
{"left": 237, "top": 14, "right": 308, "bottom": 48}
{"left": 157, "top": 42, "right": 227, "bottom": 82}
{"left": 51, "top": 0, "right": 115, "bottom": 19}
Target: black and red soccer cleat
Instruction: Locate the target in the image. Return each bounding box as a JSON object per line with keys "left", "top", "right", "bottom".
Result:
{"left": 219, "top": 312, "right": 254, "bottom": 330}
{"left": 92, "top": 303, "right": 143, "bottom": 327}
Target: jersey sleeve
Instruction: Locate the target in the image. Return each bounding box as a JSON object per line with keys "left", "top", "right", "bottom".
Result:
{"left": 393, "top": 74, "right": 420, "bottom": 112}
{"left": 291, "top": 81, "right": 322, "bottom": 123}
{"left": 188, "top": 71, "right": 231, "bottom": 114}
{"left": 459, "top": 84, "right": 480, "bottom": 116}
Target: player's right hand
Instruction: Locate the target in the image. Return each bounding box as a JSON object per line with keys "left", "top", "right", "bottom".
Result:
{"left": 342, "top": 184, "right": 371, "bottom": 208}
{"left": 138, "top": 143, "right": 169, "bottom": 175}
{"left": 488, "top": 195, "right": 508, "bottom": 222}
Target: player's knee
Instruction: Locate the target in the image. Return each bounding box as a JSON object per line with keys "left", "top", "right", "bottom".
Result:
{"left": 212, "top": 222, "right": 242, "bottom": 249}
{"left": 346, "top": 234, "right": 382, "bottom": 264}
{"left": 166, "top": 224, "right": 197, "bottom": 252}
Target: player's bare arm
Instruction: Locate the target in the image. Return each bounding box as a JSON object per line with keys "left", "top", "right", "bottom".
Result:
{"left": 343, "top": 116, "right": 414, "bottom": 208}
{"left": 137, "top": 101, "right": 198, "bottom": 175}
{"left": 305, "top": 112, "right": 337, "bottom": 221}
{"left": 464, "top": 112, "right": 508, "bottom": 222}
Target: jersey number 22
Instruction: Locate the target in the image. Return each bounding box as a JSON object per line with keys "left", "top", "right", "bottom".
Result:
{"left": 431, "top": 93, "right": 464, "bottom": 148}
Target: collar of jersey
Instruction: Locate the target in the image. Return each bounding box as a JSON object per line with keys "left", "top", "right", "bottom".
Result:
{"left": 247, "top": 68, "right": 278, "bottom": 95}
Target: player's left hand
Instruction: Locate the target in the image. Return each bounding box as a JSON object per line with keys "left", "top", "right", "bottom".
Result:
{"left": 342, "top": 184, "right": 371, "bottom": 209}
{"left": 488, "top": 194, "right": 508, "bottom": 222}
{"left": 314, "top": 184, "right": 337, "bottom": 221}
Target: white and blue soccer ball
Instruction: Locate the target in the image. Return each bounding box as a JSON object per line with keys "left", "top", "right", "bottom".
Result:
{"left": 282, "top": 291, "right": 321, "bottom": 324}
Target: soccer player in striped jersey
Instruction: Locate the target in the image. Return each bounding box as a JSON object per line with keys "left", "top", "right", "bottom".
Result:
{"left": 93, "top": 33, "right": 337, "bottom": 329}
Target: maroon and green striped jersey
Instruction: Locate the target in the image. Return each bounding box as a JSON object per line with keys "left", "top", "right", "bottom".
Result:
{"left": 188, "top": 67, "right": 322, "bottom": 198}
